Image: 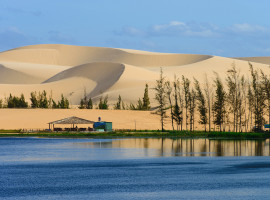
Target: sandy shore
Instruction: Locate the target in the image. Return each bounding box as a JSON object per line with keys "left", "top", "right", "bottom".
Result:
{"left": 0, "top": 109, "right": 165, "bottom": 130}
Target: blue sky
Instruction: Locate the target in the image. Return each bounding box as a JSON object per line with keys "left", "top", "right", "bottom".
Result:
{"left": 1, "top": 0, "right": 270, "bottom": 57}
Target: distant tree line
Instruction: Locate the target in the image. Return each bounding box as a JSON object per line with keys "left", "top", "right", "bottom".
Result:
{"left": 154, "top": 63, "right": 270, "bottom": 132}
{"left": 79, "top": 84, "right": 151, "bottom": 110}
{"left": 0, "top": 90, "right": 69, "bottom": 109}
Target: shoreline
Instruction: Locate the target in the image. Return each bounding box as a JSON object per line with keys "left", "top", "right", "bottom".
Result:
{"left": 0, "top": 130, "right": 269, "bottom": 140}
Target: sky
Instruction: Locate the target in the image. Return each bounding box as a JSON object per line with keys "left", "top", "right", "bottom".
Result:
{"left": 0, "top": 0, "right": 270, "bottom": 57}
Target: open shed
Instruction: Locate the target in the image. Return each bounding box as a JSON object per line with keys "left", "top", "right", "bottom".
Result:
{"left": 48, "top": 116, "right": 95, "bottom": 131}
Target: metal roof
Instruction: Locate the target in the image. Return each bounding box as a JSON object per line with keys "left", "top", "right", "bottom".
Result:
{"left": 48, "top": 116, "right": 95, "bottom": 124}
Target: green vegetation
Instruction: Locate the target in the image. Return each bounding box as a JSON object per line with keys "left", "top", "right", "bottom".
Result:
{"left": 98, "top": 95, "right": 109, "bottom": 109}
{"left": 0, "top": 90, "right": 69, "bottom": 109}
{"left": 79, "top": 89, "right": 93, "bottom": 109}
{"left": 154, "top": 63, "right": 270, "bottom": 133}
{"left": 154, "top": 68, "right": 167, "bottom": 132}
{"left": 0, "top": 129, "right": 269, "bottom": 139}
{"left": 7, "top": 94, "right": 28, "bottom": 108}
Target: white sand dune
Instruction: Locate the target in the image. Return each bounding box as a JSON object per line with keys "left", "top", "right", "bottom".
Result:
{"left": 0, "top": 44, "right": 269, "bottom": 106}
{"left": 235, "top": 57, "right": 270, "bottom": 65}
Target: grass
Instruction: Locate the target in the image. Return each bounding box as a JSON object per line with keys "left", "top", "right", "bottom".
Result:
{"left": 0, "top": 129, "right": 269, "bottom": 139}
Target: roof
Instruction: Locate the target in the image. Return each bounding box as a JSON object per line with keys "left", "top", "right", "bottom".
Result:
{"left": 48, "top": 116, "right": 95, "bottom": 124}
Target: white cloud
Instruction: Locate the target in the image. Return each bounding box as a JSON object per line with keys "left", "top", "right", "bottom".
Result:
{"left": 150, "top": 21, "right": 217, "bottom": 37}
{"left": 230, "top": 23, "right": 267, "bottom": 33}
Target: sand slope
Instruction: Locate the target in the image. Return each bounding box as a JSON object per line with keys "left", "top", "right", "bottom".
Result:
{"left": 236, "top": 57, "right": 270, "bottom": 65}
{"left": 0, "top": 44, "right": 269, "bottom": 105}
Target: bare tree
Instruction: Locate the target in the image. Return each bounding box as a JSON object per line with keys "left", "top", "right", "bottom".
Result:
{"left": 182, "top": 75, "right": 190, "bottom": 130}
{"left": 261, "top": 69, "right": 270, "bottom": 126}
{"left": 249, "top": 63, "right": 265, "bottom": 131}
{"left": 213, "top": 73, "right": 226, "bottom": 132}
{"left": 165, "top": 81, "right": 174, "bottom": 130}
{"left": 204, "top": 74, "right": 212, "bottom": 132}
{"left": 194, "top": 78, "right": 208, "bottom": 132}
{"left": 154, "top": 68, "right": 167, "bottom": 132}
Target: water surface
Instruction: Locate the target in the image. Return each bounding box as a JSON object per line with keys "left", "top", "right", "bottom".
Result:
{"left": 1, "top": 137, "right": 270, "bottom": 200}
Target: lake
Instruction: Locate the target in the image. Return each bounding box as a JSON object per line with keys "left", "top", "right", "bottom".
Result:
{"left": 1, "top": 137, "right": 270, "bottom": 200}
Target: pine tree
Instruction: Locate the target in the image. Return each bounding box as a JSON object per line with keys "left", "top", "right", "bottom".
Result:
{"left": 30, "top": 92, "right": 38, "bottom": 108}
{"left": 99, "top": 95, "right": 109, "bottom": 109}
{"left": 52, "top": 100, "right": 58, "bottom": 108}
{"left": 213, "top": 74, "right": 226, "bottom": 131}
{"left": 172, "top": 77, "right": 182, "bottom": 131}
{"left": 189, "top": 89, "right": 196, "bottom": 131}
{"left": 142, "top": 84, "right": 151, "bottom": 110}
{"left": 87, "top": 98, "right": 93, "bottom": 109}
{"left": 204, "top": 74, "right": 212, "bottom": 132}
{"left": 114, "top": 95, "right": 122, "bottom": 110}
{"left": 261, "top": 70, "right": 270, "bottom": 126}
{"left": 194, "top": 78, "right": 208, "bottom": 132}
{"left": 182, "top": 75, "right": 190, "bottom": 130}
{"left": 137, "top": 98, "right": 143, "bottom": 110}
{"left": 79, "top": 99, "right": 85, "bottom": 109}
{"left": 19, "top": 94, "right": 28, "bottom": 108}
{"left": 154, "top": 68, "right": 167, "bottom": 132}
{"left": 40, "top": 90, "right": 48, "bottom": 108}
{"left": 250, "top": 63, "right": 265, "bottom": 131}
{"left": 165, "top": 81, "right": 174, "bottom": 130}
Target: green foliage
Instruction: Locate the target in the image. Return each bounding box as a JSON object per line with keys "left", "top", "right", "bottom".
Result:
{"left": 52, "top": 100, "right": 59, "bottom": 108}
{"left": 87, "top": 98, "right": 93, "bottom": 109}
{"left": 30, "top": 92, "right": 38, "bottom": 108}
{"left": 249, "top": 63, "right": 266, "bottom": 131}
{"left": 172, "top": 78, "right": 183, "bottom": 130}
{"left": 136, "top": 98, "right": 143, "bottom": 110}
{"left": 154, "top": 68, "right": 167, "bottom": 131}
{"left": 213, "top": 74, "right": 226, "bottom": 131}
{"left": 58, "top": 94, "right": 69, "bottom": 109}
{"left": 30, "top": 90, "right": 48, "bottom": 108}
{"left": 142, "top": 84, "right": 151, "bottom": 110}
{"left": 79, "top": 88, "right": 93, "bottom": 109}
{"left": 0, "top": 99, "right": 2, "bottom": 108}
{"left": 98, "top": 95, "right": 109, "bottom": 109}
{"left": 7, "top": 94, "right": 28, "bottom": 108}
{"left": 194, "top": 78, "right": 207, "bottom": 131}
{"left": 114, "top": 95, "right": 122, "bottom": 110}
{"left": 51, "top": 94, "right": 69, "bottom": 109}
{"left": 182, "top": 75, "right": 190, "bottom": 130}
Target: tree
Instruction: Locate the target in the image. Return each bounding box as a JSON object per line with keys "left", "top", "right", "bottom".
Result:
{"left": 87, "top": 98, "right": 93, "bottom": 109}
{"left": 165, "top": 81, "right": 174, "bottom": 130}
{"left": 172, "top": 77, "right": 182, "bottom": 131}
{"left": 30, "top": 92, "right": 38, "bottom": 108}
{"left": 19, "top": 94, "right": 28, "bottom": 108}
{"left": 114, "top": 95, "right": 122, "bottom": 110}
{"left": 142, "top": 84, "right": 151, "bottom": 110}
{"left": 189, "top": 89, "right": 196, "bottom": 131}
{"left": 79, "top": 99, "right": 85, "bottom": 109}
{"left": 194, "top": 78, "right": 208, "bottom": 132}
{"left": 79, "top": 88, "right": 88, "bottom": 109}
{"left": 154, "top": 68, "right": 167, "bottom": 132}
{"left": 40, "top": 90, "right": 48, "bottom": 108}
{"left": 204, "top": 74, "right": 212, "bottom": 132}
{"left": 250, "top": 63, "right": 265, "bottom": 131}
{"left": 52, "top": 99, "right": 58, "bottom": 108}
{"left": 58, "top": 94, "right": 69, "bottom": 109}
{"left": 226, "top": 64, "right": 241, "bottom": 132}
{"left": 99, "top": 95, "right": 109, "bottom": 109}
{"left": 182, "top": 75, "right": 190, "bottom": 130}
{"left": 213, "top": 74, "right": 226, "bottom": 131}
{"left": 261, "top": 70, "right": 270, "bottom": 126}
{"left": 136, "top": 98, "right": 143, "bottom": 110}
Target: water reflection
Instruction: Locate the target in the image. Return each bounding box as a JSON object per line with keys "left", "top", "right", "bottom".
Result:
{"left": 76, "top": 138, "right": 270, "bottom": 157}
